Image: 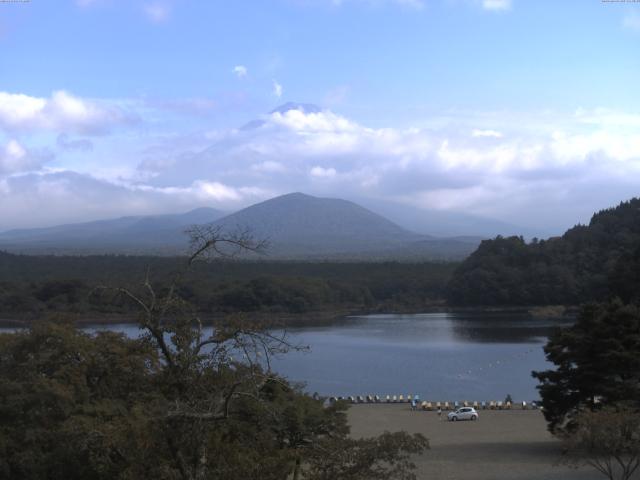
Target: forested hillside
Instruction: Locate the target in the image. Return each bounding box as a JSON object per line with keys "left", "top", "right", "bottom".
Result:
{"left": 447, "top": 198, "right": 640, "bottom": 306}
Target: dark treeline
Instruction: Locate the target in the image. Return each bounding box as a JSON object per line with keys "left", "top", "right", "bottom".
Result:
{"left": 447, "top": 198, "right": 640, "bottom": 306}
{"left": 0, "top": 252, "right": 456, "bottom": 319}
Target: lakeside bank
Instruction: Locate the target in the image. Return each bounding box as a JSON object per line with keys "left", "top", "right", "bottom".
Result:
{"left": 0, "top": 303, "right": 576, "bottom": 329}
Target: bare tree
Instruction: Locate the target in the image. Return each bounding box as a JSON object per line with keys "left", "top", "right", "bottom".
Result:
{"left": 91, "top": 226, "right": 427, "bottom": 480}
{"left": 103, "top": 226, "right": 301, "bottom": 480}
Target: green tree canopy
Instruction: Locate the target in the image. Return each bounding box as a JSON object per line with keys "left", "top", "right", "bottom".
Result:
{"left": 532, "top": 301, "right": 640, "bottom": 433}
{"left": 447, "top": 197, "right": 640, "bottom": 306}
{"left": 0, "top": 227, "right": 428, "bottom": 480}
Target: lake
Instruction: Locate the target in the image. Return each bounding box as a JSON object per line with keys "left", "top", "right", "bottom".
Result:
{"left": 268, "top": 312, "right": 568, "bottom": 402}
{"left": 2, "top": 312, "right": 569, "bottom": 402}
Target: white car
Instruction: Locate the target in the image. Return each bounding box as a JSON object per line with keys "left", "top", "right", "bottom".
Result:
{"left": 447, "top": 407, "right": 479, "bottom": 421}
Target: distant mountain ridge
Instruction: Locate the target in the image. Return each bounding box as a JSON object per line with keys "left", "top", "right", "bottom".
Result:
{"left": 360, "top": 199, "right": 551, "bottom": 239}
{"left": 0, "top": 193, "right": 480, "bottom": 259}
{"left": 0, "top": 208, "right": 225, "bottom": 254}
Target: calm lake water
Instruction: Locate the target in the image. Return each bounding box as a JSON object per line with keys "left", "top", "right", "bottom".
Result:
{"left": 267, "top": 313, "right": 570, "bottom": 402}
{"left": 2, "top": 312, "right": 570, "bottom": 402}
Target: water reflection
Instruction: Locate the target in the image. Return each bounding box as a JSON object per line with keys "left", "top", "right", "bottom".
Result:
{"left": 316, "top": 313, "right": 571, "bottom": 345}
{"left": 270, "top": 313, "right": 570, "bottom": 400}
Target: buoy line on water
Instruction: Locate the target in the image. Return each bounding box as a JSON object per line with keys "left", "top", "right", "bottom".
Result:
{"left": 454, "top": 347, "right": 537, "bottom": 379}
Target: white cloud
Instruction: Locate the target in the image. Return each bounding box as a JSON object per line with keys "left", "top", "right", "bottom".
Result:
{"left": 0, "top": 140, "right": 26, "bottom": 174}
{"left": 270, "top": 109, "right": 358, "bottom": 132}
{"left": 135, "top": 181, "right": 245, "bottom": 201}
{"left": 183, "top": 107, "right": 639, "bottom": 227}
{"left": 0, "top": 90, "right": 135, "bottom": 134}
{"left": 310, "top": 166, "right": 337, "bottom": 178}
{"left": 273, "top": 80, "right": 283, "bottom": 98}
{"left": 134, "top": 180, "right": 270, "bottom": 204}
{"left": 0, "top": 140, "right": 51, "bottom": 175}
{"left": 143, "top": 3, "right": 171, "bottom": 23}
{"left": 233, "top": 65, "right": 248, "bottom": 78}
{"left": 574, "top": 108, "right": 640, "bottom": 129}
{"left": 471, "top": 129, "right": 503, "bottom": 138}
{"left": 550, "top": 129, "right": 640, "bottom": 163}
{"left": 0, "top": 93, "right": 46, "bottom": 127}
{"left": 482, "top": 0, "right": 511, "bottom": 11}
{"left": 0, "top": 171, "right": 271, "bottom": 230}
{"left": 191, "top": 180, "right": 242, "bottom": 201}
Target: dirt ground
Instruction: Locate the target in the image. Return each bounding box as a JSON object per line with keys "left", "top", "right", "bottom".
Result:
{"left": 347, "top": 404, "right": 602, "bottom": 480}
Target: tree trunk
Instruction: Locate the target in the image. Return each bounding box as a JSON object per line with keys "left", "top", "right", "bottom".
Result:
{"left": 292, "top": 456, "right": 301, "bottom": 480}
{"left": 194, "top": 435, "right": 208, "bottom": 480}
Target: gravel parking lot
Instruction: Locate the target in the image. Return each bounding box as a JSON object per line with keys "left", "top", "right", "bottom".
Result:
{"left": 348, "top": 404, "right": 602, "bottom": 480}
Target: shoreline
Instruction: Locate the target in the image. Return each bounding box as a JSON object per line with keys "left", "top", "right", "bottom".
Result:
{"left": 0, "top": 304, "right": 576, "bottom": 329}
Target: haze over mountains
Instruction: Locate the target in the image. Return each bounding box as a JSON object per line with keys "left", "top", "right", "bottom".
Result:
{"left": 0, "top": 193, "right": 482, "bottom": 259}
{"left": 360, "top": 199, "right": 549, "bottom": 239}
{"left": 0, "top": 208, "right": 225, "bottom": 255}
{"left": 212, "top": 193, "right": 480, "bottom": 259}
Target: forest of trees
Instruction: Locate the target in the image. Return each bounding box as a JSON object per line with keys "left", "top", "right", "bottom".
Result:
{"left": 4, "top": 198, "right": 640, "bottom": 323}
{"left": 0, "top": 228, "right": 429, "bottom": 480}
{"left": 0, "top": 254, "right": 455, "bottom": 322}
{"left": 447, "top": 198, "right": 640, "bottom": 306}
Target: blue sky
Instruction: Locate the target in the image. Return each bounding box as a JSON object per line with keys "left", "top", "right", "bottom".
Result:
{"left": 0, "top": 0, "right": 639, "bottom": 234}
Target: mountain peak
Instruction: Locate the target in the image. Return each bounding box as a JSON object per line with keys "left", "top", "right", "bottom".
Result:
{"left": 270, "top": 102, "right": 322, "bottom": 115}
{"left": 212, "top": 192, "right": 422, "bottom": 257}
{"left": 240, "top": 104, "right": 323, "bottom": 131}
{"left": 275, "top": 192, "right": 314, "bottom": 200}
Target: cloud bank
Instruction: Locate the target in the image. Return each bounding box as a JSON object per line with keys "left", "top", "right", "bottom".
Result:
{"left": 129, "top": 105, "right": 640, "bottom": 232}
{"left": 1, "top": 90, "right": 639, "bottom": 233}
{"left": 0, "top": 91, "right": 135, "bottom": 135}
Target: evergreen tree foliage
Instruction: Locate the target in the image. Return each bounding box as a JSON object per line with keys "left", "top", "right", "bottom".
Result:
{"left": 448, "top": 198, "right": 640, "bottom": 306}
{"left": 532, "top": 301, "right": 640, "bottom": 433}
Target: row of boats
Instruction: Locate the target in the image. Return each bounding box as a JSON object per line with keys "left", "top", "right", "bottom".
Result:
{"left": 328, "top": 395, "right": 541, "bottom": 410}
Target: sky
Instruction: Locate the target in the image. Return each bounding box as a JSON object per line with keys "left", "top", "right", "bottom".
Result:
{"left": 0, "top": 0, "right": 639, "bottom": 234}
